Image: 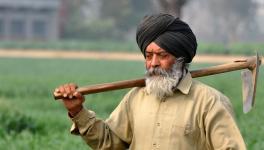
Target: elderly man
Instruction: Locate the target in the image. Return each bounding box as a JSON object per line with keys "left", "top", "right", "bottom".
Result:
{"left": 56, "top": 14, "right": 246, "bottom": 149}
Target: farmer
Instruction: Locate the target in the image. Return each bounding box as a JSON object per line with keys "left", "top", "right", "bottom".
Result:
{"left": 56, "top": 13, "right": 246, "bottom": 149}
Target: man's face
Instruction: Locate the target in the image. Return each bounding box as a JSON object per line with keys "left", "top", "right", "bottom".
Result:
{"left": 144, "top": 42, "right": 184, "bottom": 99}
{"left": 145, "top": 42, "right": 176, "bottom": 72}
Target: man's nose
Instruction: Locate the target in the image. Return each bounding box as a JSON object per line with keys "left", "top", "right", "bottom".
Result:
{"left": 151, "top": 55, "right": 160, "bottom": 68}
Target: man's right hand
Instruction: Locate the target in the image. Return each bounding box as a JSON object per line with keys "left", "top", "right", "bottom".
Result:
{"left": 55, "top": 83, "right": 85, "bottom": 117}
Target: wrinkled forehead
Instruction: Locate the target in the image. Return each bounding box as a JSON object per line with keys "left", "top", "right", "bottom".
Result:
{"left": 145, "top": 42, "right": 167, "bottom": 53}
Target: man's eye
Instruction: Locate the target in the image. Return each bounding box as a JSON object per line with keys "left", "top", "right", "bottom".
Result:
{"left": 159, "top": 53, "right": 168, "bottom": 58}
{"left": 146, "top": 54, "right": 152, "bottom": 59}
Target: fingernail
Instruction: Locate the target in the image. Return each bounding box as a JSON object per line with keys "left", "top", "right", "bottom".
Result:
{"left": 69, "top": 95, "right": 73, "bottom": 99}
{"left": 63, "top": 93, "right": 67, "bottom": 97}
{"left": 55, "top": 88, "right": 59, "bottom": 92}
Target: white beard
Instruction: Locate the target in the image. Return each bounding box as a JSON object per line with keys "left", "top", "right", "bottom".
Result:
{"left": 145, "top": 59, "right": 185, "bottom": 100}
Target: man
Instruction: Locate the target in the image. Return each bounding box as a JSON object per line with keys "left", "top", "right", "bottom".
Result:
{"left": 56, "top": 14, "right": 246, "bottom": 149}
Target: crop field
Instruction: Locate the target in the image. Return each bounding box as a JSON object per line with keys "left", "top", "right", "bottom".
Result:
{"left": 0, "top": 58, "right": 263, "bottom": 149}
{"left": 0, "top": 40, "right": 264, "bottom": 55}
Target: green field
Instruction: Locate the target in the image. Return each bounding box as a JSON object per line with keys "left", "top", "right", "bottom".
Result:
{"left": 0, "top": 40, "right": 264, "bottom": 55}
{"left": 0, "top": 58, "right": 263, "bottom": 149}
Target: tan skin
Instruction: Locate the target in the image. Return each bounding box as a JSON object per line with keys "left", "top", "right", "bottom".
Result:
{"left": 57, "top": 42, "right": 176, "bottom": 117}
{"left": 145, "top": 42, "right": 176, "bottom": 70}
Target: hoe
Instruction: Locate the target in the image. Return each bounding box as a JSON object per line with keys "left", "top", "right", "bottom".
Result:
{"left": 54, "top": 53, "right": 262, "bottom": 113}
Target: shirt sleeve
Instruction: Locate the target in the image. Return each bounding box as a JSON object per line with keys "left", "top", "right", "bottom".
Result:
{"left": 69, "top": 89, "right": 136, "bottom": 150}
{"left": 204, "top": 95, "right": 247, "bottom": 150}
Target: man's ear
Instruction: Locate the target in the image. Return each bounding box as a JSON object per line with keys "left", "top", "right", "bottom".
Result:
{"left": 175, "top": 57, "right": 185, "bottom": 63}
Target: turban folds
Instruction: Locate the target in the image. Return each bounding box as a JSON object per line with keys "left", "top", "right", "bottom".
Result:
{"left": 136, "top": 14, "right": 197, "bottom": 63}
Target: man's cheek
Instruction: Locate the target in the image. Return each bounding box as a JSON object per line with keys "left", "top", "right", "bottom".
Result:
{"left": 145, "top": 62, "right": 151, "bottom": 69}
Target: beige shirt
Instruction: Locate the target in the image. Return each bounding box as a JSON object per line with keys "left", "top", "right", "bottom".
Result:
{"left": 70, "top": 72, "right": 246, "bottom": 150}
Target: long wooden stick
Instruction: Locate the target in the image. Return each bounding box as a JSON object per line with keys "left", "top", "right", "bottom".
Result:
{"left": 54, "top": 56, "right": 258, "bottom": 100}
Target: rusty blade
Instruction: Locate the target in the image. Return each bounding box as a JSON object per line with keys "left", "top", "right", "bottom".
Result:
{"left": 241, "top": 70, "right": 253, "bottom": 113}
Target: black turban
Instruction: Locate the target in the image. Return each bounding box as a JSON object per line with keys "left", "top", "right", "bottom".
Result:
{"left": 136, "top": 14, "right": 197, "bottom": 63}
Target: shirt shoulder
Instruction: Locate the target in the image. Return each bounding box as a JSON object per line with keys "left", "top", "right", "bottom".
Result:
{"left": 190, "top": 79, "right": 234, "bottom": 115}
{"left": 191, "top": 80, "right": 222, "bottom": 95}
{"left": 118, "top": 87, "right": 146, "bottom": 110}
{"left": 123, "top": 87, "right": 145, "bottom": 102}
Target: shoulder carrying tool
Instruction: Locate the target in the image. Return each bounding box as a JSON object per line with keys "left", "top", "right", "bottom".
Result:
{"left": 53, "top": 53, "right": 262, "bottom": 113}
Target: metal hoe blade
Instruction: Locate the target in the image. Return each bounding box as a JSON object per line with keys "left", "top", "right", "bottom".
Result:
{"left": 241, "top": 53, "right": 261, "bottom": 113}
{"left": 241, "top": 70, "right": 253, "bottom": 113}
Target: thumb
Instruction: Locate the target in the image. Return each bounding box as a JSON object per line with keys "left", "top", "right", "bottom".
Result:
{"left": 73, "top": 91, "right": 85, "bottom": 102}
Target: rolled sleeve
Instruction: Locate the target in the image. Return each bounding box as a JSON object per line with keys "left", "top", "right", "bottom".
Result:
{"left": 70, "top": 108, "right": 96, "bottom": 135}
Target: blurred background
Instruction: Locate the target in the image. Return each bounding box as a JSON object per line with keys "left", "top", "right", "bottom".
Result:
{"left": 0, "top": 0, "right": 263, "bottom": 149}
{"left": 0, "top": 0, "right": 263, "bottom": 53}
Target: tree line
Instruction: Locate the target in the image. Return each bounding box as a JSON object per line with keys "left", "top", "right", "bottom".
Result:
{"left": 59, "top": 0, "right": 261, "bottom": 43}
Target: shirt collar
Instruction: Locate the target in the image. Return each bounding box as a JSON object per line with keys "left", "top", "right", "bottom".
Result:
{"left": 176, "top": 71, "right": 192, "bottom": 95}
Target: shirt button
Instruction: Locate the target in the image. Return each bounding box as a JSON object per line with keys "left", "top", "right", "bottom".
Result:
{"left": 157, "top": 122, "right": 160, "bottom": 126}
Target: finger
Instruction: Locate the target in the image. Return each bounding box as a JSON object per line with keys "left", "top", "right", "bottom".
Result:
{"left": 64, "top": 84, "right": 71, "bottom": 94}
{"left": 63, "top": 93, "right": 68, "bottom": 98}
{"left": 69, "top": 84, "right": 77, "bottom": 94}
{"left": 69, "top": 83, "right": 78, "bottom": 89}
{"left": 55, "top": 88, "right": 60, "bottom": 93}
{"left": 68, "top": 83, "right": 78, "bottom": 99}
{"left": 58, "top": 86, "right": 67, "bottom": 97}
{"left": 73, "top": 91, "right": 84, "bottom": 100}
{"left": 58, "top": 85, "right": 65, "bottom": 93}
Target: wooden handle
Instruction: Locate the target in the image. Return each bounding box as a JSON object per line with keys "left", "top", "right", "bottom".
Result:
{"left": 53, "top": 56, "right": 258, "bottom": 100}
{"left": 191, "top": 56, "right": 257, "bottom": 78}
{"left": 53, "top": 78, "right": 145, "bottom": 100}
